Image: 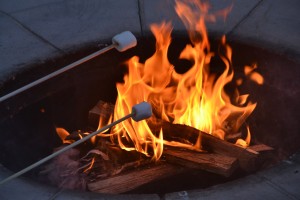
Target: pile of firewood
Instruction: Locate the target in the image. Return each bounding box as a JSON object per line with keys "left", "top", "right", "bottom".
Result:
{"left": 44, "top": 100, "right": 273, "bottom": 194}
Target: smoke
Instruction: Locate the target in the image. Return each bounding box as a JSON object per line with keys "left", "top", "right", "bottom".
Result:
{"left": 40, "top": 147, "right": 86, "bottom": 190}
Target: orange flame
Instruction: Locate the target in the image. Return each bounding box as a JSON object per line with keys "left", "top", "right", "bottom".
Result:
{"left": 57, "top": 0, "right": 263, "bottom": 160}
{"left": 235, "top": 125, "right": 251, "bottom": 147}
{"left": 244, "top": 64, "right": 264, "bottom": 85}
{"left": 109, "top": 0, "right": 262, "bottom": 159}
{"left": 56, "top": 128, "right": 72, "bottom": 144}
{"left": 111, "top": 0, "right": 262, "bottom": 158}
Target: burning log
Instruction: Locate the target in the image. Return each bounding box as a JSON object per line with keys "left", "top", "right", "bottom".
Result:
{"left": 87, "top": 162, "right": 182, "bottom": 194}
{"left": 82, "top": 138, "right": 152, "bottom": 180}
{"left": 148, "top": 120, "right": 272, "bottom": 172}
{"left": 246, "top": 144, "right": 275, "bottom": 170}
{"left": 163, "top": 147, "right": 238, "bottom": 177}
{"left": 248, "top": 144, "right": 274, "bottom": 152}
{"left": 93, "top": 139, "right": 147, "bottom": 166}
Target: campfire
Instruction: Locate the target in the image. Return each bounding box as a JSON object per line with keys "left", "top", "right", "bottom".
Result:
{"left": 42, "top": 0, "right": 273, "bottom": 193}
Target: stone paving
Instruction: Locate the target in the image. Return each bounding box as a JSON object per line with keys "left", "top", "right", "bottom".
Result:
{"left": 0, "top": 0, "right": 299, "bottom": 199}
{"left": 165, "top": 152, "right": 300, "bottom": 200}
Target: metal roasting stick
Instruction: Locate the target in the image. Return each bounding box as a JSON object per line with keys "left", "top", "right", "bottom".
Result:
{"left": 0, "top": 31, "right": 137, "bottom": 103}
{"left": 0, "top": 101, "right": 152, "bottom": 185}
{"left": 0, "top": 45, "right": 114, "bottom": 103}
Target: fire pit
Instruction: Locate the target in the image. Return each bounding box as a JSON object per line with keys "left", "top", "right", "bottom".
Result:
{"left": 0, "top": 31, "right": 299, "bottom": 194}
{"left": 0, "top": 1, "right": 299, "bottom": 198}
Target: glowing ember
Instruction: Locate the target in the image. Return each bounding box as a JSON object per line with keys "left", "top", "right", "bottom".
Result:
{"left": 57, "top": 0, "right": 264, "bottom": 161}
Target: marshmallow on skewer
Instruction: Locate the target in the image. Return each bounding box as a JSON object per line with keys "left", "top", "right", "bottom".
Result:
{"left": 112, "top": 31, "right": 137, "bottom": 52}
{"left": 0, "top": 31, "right": 137, "bottom": 103}
{"left": 131, "top": 102, "right": 153, "bottom": 122}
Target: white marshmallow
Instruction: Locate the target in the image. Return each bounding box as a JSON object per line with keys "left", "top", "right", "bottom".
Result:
{"left": 131, "top": 102, "right": 152, "bottom": 122}
{"left": 112, "top": 31, "right": 137, "bottom": 52}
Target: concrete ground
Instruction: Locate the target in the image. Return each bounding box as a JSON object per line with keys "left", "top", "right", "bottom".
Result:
{"left": 0, "top": 0, "right": 300, "bottom": 199}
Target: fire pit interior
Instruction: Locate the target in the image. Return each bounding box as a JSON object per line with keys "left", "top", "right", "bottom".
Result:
{"left": 0, "top": 31, "right": 299, "bottom": 194}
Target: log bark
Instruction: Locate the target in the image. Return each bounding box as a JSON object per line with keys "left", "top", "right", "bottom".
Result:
{"left": 163, "top": 147, "right": 238, "bottom": 177}
{"left": 88, "top": 162, "right": 182, "bottom": 194}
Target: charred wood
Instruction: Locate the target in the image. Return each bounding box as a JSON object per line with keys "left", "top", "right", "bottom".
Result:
{"left": 88, "top": 162, "right": 182, "bottom": 194}
{"left": 163, "top": 147, "right": 238, "bottom": 177}
{"left": 148, "top": 120, "right": 266, "bottom": 171}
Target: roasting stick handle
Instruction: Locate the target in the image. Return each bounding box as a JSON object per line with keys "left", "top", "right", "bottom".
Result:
{"left": 0, "top": 112, "right": 133, "bottom": 185}
{"left": 0, "top": 44, "right": 116, "bottom": 103}
{"left": 0, "top": 101, "right": 152, "bottom": 185}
